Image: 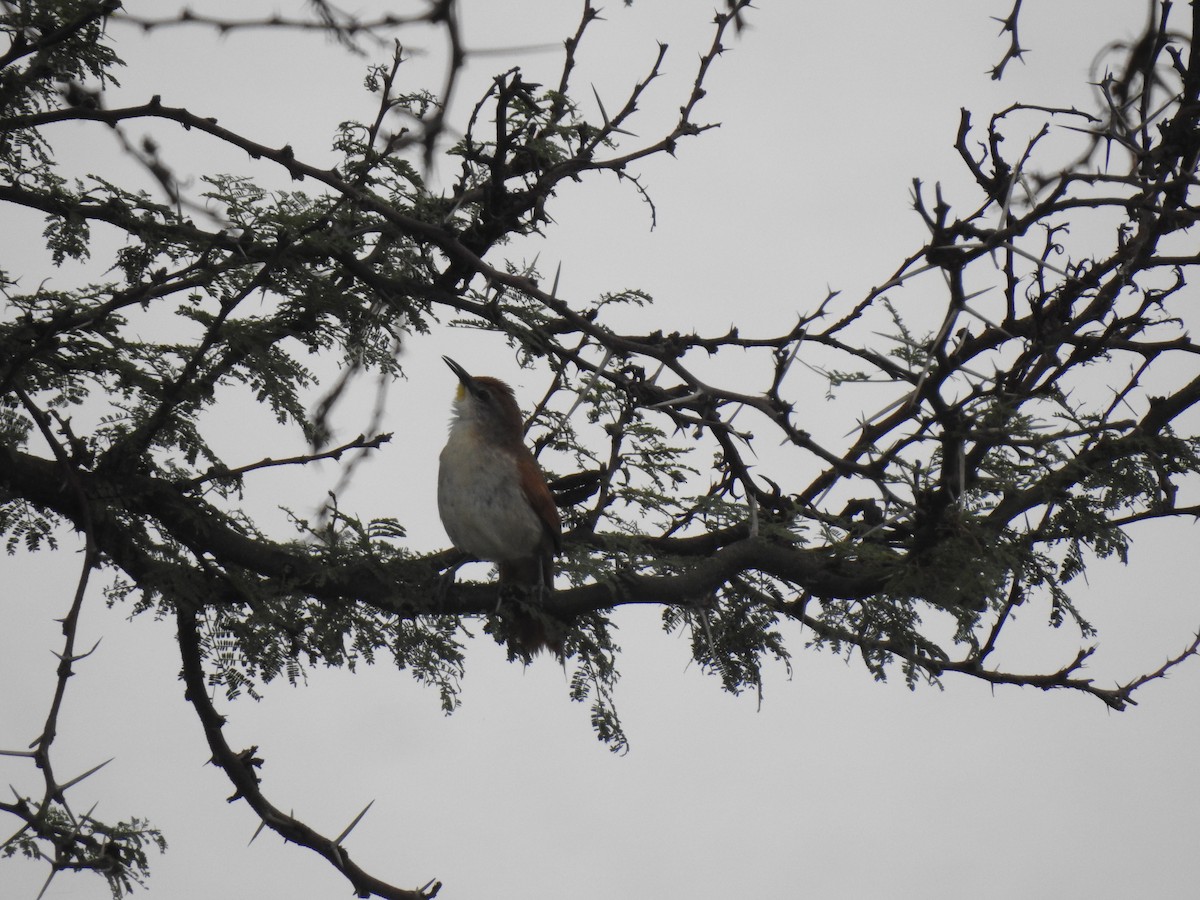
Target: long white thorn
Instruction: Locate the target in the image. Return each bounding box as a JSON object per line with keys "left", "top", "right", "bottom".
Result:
{"left": 335, "top": 799, "right": 376, "bottom": 846}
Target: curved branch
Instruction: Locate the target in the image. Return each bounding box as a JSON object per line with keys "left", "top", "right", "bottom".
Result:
{"left": 175, "top": 607, "right": 441, "bottom": 900}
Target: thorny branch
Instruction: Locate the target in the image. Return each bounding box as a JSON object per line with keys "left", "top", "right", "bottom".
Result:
{"left": 175, "top": 607, "right": 441, "bottom": 900}
{"left": 1, "top": 394, "right": 160, "bottom": 894}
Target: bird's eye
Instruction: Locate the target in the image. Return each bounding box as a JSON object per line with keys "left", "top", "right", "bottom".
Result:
{"left": 474, "top": 387, "right": 491, "bottom": 403}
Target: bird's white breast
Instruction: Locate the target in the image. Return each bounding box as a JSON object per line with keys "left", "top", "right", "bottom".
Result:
{"left": 438, "top": 421, "right": 544, "bottom": 563}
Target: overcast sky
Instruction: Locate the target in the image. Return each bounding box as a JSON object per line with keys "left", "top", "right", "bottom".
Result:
{"left": 5, "top": 2, "right": 1200, "bottom": 898}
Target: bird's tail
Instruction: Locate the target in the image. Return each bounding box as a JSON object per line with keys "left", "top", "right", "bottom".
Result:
{"left": 498, "top": 557, "right": 563, "bottom": 662}
{"left": 509, "top": 604, "right": 565, "bottom": 663}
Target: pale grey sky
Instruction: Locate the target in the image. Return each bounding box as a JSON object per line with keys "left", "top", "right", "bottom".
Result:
{"left": 4, "top": 2, "right": 1199, "bottom": 899}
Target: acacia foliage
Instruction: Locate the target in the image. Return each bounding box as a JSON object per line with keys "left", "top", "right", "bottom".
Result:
{"left": 3, "top": 1, "right": 1200, "bottom": 897}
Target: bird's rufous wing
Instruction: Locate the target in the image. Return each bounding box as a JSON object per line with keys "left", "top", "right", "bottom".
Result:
{"left": 518, "top": 452, "right": 562, "bottom": 554}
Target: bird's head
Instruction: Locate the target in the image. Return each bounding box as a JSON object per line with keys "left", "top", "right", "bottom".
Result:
{"left": 443, "top": 356, "right": 525, "bottom": 443}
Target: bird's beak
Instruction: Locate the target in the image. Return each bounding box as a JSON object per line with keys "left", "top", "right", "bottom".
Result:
{"left": 442, "top": 356, "right": 477, "bottom": 393}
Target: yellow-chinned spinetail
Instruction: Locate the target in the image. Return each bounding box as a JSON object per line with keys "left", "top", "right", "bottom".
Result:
{"left": 437, "top": 356, "right": 562, "bottom": 659}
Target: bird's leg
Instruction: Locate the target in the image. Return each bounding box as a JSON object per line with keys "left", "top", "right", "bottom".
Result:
{"left": 496, "top": 578, "right": 525, "bottom": 613}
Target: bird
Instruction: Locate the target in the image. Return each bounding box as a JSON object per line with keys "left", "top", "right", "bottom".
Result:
{"left": 437, "top": 356, "right": 563, "bottom": 659}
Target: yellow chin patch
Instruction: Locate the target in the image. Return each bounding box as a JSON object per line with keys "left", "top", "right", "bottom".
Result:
{"left": 454, "top": 383, "right": 466, "bottom": 401}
